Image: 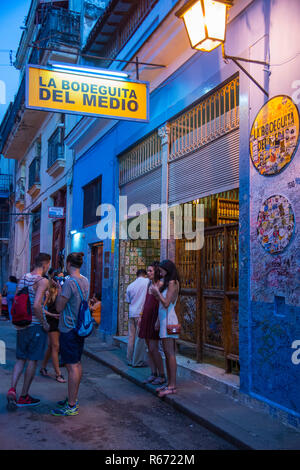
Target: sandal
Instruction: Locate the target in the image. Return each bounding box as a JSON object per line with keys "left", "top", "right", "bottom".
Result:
{"left": 156, "top": 384, "right": 168, "bottom": 393}
{"left": 143, "top": 375, "right": 157, "bottom": 384}
{"left": 151, "top": 375, "right": 166, "bottom": 386}
{"left": 40, "top": 368, "right": 48, "bottom": 377}
{"left": 158, "top": 387, "right": 177, "bottom": 398}
{"left": 56, "top": 375, "right": 66, "bottom": 383}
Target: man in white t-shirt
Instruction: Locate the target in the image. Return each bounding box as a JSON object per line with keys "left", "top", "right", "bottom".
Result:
{"left": 125, "top": 269, "right": 148, "bottom": 366}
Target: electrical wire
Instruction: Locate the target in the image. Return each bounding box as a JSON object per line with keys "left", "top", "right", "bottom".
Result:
{"left": 269, "top": 51, "right": 300, "bottom": 67}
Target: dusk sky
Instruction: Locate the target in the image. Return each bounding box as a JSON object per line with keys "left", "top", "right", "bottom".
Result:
{"left": 0, "top": 0, "right": 31, "bottom": 121}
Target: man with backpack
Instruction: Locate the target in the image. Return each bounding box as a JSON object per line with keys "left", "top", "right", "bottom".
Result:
{"left": 51, "top": 252, "right": 90, "bottom": 417}
{"left": 6, "top": 253, "right": 51, "bottom": 410}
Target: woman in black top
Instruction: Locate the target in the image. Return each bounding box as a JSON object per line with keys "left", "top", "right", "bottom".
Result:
{"left": 40, "top": 275, "right": 66, "bottom": 383}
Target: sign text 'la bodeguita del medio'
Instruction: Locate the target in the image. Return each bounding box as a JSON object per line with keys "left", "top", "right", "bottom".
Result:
{"left": 26, "top": 65, "right": 149, "bottom": 122}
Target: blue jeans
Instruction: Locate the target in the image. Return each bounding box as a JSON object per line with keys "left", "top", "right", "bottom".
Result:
{"left": 7, "top": 295, "right": 14, "bottom": 322}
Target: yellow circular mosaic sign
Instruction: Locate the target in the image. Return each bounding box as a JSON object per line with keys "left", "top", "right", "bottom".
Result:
{"left": 250, "top": 95, "right": 300, "bottom": 175}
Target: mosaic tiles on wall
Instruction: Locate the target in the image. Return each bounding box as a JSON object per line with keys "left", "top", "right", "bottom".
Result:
{"left": 250, "top": 95, "right": 299, "bottom": 176}
{"left": 257, "top": 195, "right": 295, "bottom": 254}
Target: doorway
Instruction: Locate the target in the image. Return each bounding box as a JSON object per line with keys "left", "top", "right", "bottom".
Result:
{"left": 90, "top": 243, "right": 103, "bottom": 299}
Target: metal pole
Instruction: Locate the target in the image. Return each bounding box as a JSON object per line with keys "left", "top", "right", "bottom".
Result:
{"left": 222, "top": 45, "right": 269, "bottom": 97}
{"left": 135, "top": 56, "right": 139, "bottom": 81}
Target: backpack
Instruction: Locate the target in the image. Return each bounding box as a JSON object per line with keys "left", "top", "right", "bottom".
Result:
{"left": 63, "top": 278, "right": 93, "bottom": 337}
{"left": 11, "top": 277, "right": 33, "bottom": 327}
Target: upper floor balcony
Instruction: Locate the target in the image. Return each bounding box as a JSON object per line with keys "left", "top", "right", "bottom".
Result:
{"left": 28, "top": 156, "right": 41, "bottom": 199}
{"left": 0, "top": 6, "right": 80, "bottom": 161}
{"left": 0, "top": 174, "right": 13, "bottom": 198}
{"left": 83, "top": 0, "right": 158, "bottom": 66}
{"left": 29, "top": 6, "right": 81, "bottom": 66}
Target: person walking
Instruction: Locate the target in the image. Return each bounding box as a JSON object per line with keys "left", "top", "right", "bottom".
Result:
{"left": 40, "top": 278, "right": 66, "bottom": 383}
{"left": 125, "top": 269, "right": 149, "bottom": 366}
{"left": 4, "top": 276, "right": 18, "bottom": 322}
{"left": 138, "top": 262, "right": 166, "bottom": 386}
{"left": 150, "top": 260, "right": 180, "bottom": 398}
{"left": 6, "top": 253, "right": 51, "bottom": 410}
{"left": 51, "top": 252, "right": 89, "bottom": 417}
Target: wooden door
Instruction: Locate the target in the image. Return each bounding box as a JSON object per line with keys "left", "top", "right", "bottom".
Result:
{"left": 90, "top": 243, "right": 103, "bottom": 298}
{"left": 52, "top": 189, "right": 66, "bottom": 270}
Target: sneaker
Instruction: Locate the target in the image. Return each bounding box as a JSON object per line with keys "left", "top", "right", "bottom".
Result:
{"left": 16, "top": 395, "right": 41, "bottom": 407}
{"left": 6, "top": 387, "right": 17, "bottom": 411}
{"left": 51, "top": 403, "right": 79, "bottom": 416}
{"left": 57, "top": 398, "right": 79, "bottom": 408}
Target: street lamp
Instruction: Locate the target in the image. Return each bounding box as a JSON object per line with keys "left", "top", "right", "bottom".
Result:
{"left": 176, "top": 0, "right": 269, "bottom": 97}
{"left": 176, "top": 0, "right": 232, "bottom": 52}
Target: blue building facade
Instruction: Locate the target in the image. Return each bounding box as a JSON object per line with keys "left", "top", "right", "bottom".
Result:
{"left": 65, "top": 0, "right": 300, "bottom": 424}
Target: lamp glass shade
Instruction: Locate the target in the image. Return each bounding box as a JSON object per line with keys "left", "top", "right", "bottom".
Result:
{"left": 181, "top": 0, "right": 228, "bottom": 52}
{"left": 203, "top": 0, "right": 227, "bottom": 42}
{"left": 182, "top": 1, "right": 206, "bottom": 48}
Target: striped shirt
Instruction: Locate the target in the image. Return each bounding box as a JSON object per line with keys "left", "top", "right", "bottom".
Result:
{"left": 17, "top": 273, "right": 45, "bottom": 327}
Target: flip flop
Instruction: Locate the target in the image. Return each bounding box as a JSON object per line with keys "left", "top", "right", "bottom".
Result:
{"left": 56, "top": 375, "right": 66, "bottom": 383}
{"left": 142, "top": 375, "right": 157, "bottom": 384}
{"left": 152, "top": 376, "right": 166, "bottom": 386}
{"left": 40, "top": 368, "right": 49, "bottom": 377}
{"left": 158, "top": 387, "right": 177, "bottom": 398}
{"left": 156, "top": 384, "right": 168, "bottom": 393}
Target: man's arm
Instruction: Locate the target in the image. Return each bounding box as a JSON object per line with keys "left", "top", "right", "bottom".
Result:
{"left": 55, "top": 293, "right": 69, "bottom": 314}
{"left": 33, "top": 278, "right": 49, "bottom": 328}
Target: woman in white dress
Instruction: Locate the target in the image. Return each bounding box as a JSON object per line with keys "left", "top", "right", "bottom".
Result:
{"left": 150, "top": 260, "right": 180, "bottom": 397}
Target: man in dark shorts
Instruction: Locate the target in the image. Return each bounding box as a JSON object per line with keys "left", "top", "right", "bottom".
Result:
{"left": 51, "top": 252, "right": 89, "bottom": 416}
{"left": 6, "top": 253, "right": 51, "bottom": 410}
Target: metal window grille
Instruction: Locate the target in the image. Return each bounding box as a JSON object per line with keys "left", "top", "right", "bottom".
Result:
{"left": 169, "top": 77, "right": 239, "bottom": 161}
{"left": 28, "top": 157, "right": 41, "bottom": 189}
{"left": 119, "top": 132, "right": 162, "bottom": 186}
{"left": 48, "top": 127, "right": 64, "bottom": 168}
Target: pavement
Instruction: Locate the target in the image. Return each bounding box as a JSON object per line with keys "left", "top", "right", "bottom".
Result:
{"left": 83, "top": 333, "right": 300, "bottom": 450}
{"left": 1, "top": 319, "right": 300, "bottom": 450}
{"left": 0, "top": 320, "right": 236, "bottom": 450}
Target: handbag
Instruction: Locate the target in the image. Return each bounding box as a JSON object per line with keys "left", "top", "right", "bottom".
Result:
{"left": 166, "top": 303, "right": 181, "bottom": 335}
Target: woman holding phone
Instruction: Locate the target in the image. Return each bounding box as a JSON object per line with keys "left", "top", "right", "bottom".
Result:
{"left": 150, "top": 259, "right": 180, "bottom": 397}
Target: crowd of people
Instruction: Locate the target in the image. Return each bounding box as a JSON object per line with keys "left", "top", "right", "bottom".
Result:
{"left": 3, "top": 251, "right": 100, "bottom": 416}
{"left": 1, "top": 251, "right": 180, "bottom": 415}
{"left": 125, "top": 260, "right": 181, "bottom": 398}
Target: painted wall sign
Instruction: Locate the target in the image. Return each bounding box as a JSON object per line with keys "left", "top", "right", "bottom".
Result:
{"left": 26, "top": 65, "right": 149, "bottom": 122}
{"left": 250, "top": 95, "right": 299, "bottom": 175}
{"left": 257, "top": 195, "right": 295, "bottom": 254}
{"left": 48, "top": 207, "right": 65, "bottom": 219}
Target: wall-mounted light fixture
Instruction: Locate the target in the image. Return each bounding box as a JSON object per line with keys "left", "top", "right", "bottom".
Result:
{"left": 49, "top": 63, "right": 129, "bottom": 80}
{"left": 176, "top": 0, "right": 270, "bottom": 97}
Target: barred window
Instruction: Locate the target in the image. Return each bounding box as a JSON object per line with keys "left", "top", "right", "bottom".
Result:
{"left": 48, "top": 127, "right": 64, "bottom": 168}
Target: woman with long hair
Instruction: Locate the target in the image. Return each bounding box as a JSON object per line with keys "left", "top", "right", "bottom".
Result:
{"left": 138, "top": 262, "right": 166, "bottom": 386}
{"left": 40, "top": 276, "right": 66, "bottom": 383}
{"left": 150, "top": 259, "right": 180, "bottom": 397}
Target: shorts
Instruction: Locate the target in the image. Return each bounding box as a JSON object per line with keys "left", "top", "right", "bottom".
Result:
{"left": 16, "top": 325, "right": 47, "bottom": 361}
{"left": 46, "top": 314, "right": 59, "bottom": 333}
{"left": 59, "top": 329, "right": 85, "bottom": 365}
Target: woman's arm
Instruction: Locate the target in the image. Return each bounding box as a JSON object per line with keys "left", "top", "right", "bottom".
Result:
{"left": 151, "top": 281, "right": 178, "bottom": 309}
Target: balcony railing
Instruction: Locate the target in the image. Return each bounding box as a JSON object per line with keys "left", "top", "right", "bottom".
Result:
{"left": 28, "top": 157, "right": 41, "bottom": 189}
{"left": 48, "top": 127, "right": 65, "bottom": 168}
{"left": 0, "top": 76, "right": 25, "bottom": 155}
{"left": 0, "top": 174, "right": 13, "bottom": 194}
{"left": 29, "top": 7, "right": 81, "bottom": 65}
{"left": 84, "top": 0, "right": 158, "bottom": 66}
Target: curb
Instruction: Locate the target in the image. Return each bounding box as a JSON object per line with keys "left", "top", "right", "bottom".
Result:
{"left": 83, "top": 347, "right": 252, "bottom": 450}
